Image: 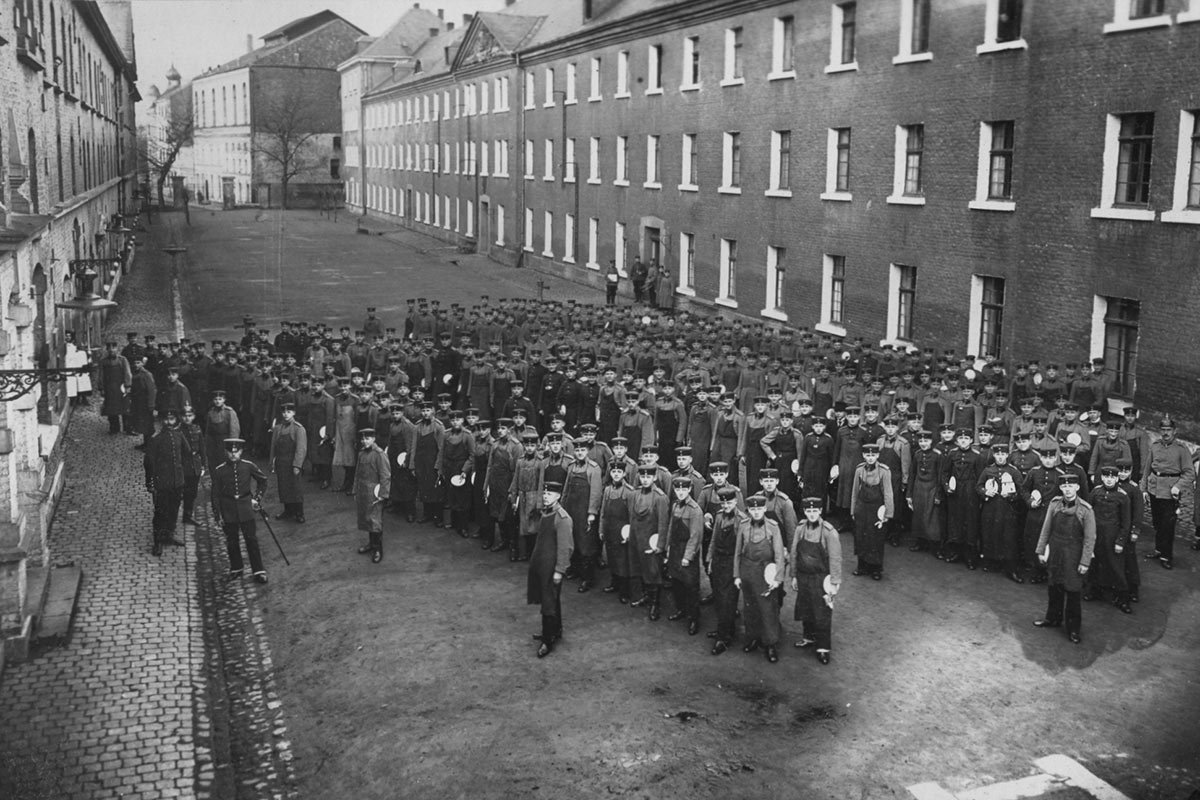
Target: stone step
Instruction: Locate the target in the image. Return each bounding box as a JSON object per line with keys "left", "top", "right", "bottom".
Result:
{"left": 0, "top": 564, "right": 51, "bottom": 665}
{"left": 33, "top": 565, "right": 82, "bottom": 643}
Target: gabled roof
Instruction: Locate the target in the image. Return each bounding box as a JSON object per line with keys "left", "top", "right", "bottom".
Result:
{"left": 451, "top": 9, "right": 542, "bottom": 71}
{"left": 261, "top": 9, "right": 365, "bottom": 43}
{"left": 357, "top": 6, "right": 445, "bottom": 60}
{"left": 201, "top": 11, "right": 364, "bottom": 78}
{"left": 369, "top": 27, "right": 466, "bottom": 93}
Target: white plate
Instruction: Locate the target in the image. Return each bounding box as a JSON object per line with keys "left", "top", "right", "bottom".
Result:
{"left": 373, "top": 484, "right": 381, "bottom": 499}
{"left": 620, "top": 524, "right": 630, "bottom": 543}
{"left": 396, "top": 452, "right": 407, "bottom": 467}
{"left": 450, "top": 473, "right": 466, "bottom": 487}
{"left": 764, "top": 563, "right": 778, "bottom": 585}
{"left": 823, "top": 575, "right": 835, "bottom": 595}
{"left": 791, "top": 459, "right": 800, "bottom": 474}
{"left": 319, "top": 425, "right": 327, "bottom": 439}
{"left": 648, "top": 533, "right": 659, "bottom": 551}
{"left": 877, "top": 505, "right": 887, "bottom": 522}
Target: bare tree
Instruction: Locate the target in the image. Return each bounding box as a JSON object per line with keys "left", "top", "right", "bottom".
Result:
{"left": 253, "top": 84, "right": 321, "bottom": 210}
{"left": 139, "top": 111, "right": 193, "bottom": 209}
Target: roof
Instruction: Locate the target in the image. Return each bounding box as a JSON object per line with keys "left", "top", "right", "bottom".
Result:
{"left": 200, "top": 10, "right": 365, "bottom": 78}
{"left": 261, "top": 9, "right": 366, "bottom": 43}
{"left": 370, "top": 26, "right": 466, "bottom": 93}
{"left": 357, "top": 6, "right": 446, "bottom": 60}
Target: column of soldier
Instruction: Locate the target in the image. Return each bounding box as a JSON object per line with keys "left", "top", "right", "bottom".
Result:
{"left": 112, "top": 294, "right": 1195, "bottom": 656}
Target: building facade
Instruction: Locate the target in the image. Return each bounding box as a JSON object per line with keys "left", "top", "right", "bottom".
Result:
{"left": 192, "top": 10, "right": 364, "bottom": 208}
{"left": 0, "top": 0, "right": 139, "bottom": 665}
{"left": 138, "top": 65, "right": 194, "bottom": 205}
{"left": 345, "top": 0, "right": 1200, "bottom": 419}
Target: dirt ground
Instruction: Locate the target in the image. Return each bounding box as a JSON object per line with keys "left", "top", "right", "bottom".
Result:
{"left": 171, "top": 209, "right": 1200, "bottom": 798}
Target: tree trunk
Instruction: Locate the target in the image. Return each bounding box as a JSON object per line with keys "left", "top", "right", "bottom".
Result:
{"left": 281, "top": 177, "right": 289, "bottom": 210}
{"left": 156, "top": 175, "right": 166, "bottom": 209}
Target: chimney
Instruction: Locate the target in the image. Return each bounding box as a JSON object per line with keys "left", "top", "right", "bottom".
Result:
{"left": 447, "top": 22, "right": 454, "bottom": 30}
{"left": 463, "top": 13, "right": 473, "bottom": 26}
{"left": 412, "top": 1, "right": 419, "bottom": 6}
{"left": 429, "top": 27, "right": 439, "bottom": 38}
{"left": 437, "top": 8, "right": 444, "bottom": 19}
{"left": 246, "top": 34, "right": 253, "bottom": 53}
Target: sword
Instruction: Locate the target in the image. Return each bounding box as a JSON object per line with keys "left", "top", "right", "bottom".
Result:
{"left": 258, "top": 506, "right": 291, "bottom": 565}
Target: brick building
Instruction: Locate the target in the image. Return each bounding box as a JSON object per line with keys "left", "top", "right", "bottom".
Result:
{"left": 343, "top": 0, "right": 1200, "bottom": 419}
{"left": 191, "top": 9, "right": 365, "bottom": 208}
{"left": 0, "top": 0, "right": 139, "bottom": 667}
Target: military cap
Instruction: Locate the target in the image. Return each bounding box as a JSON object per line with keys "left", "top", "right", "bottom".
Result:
{"left": 224, "top": 438, "right": 246, "bottom": 449}
{"left": 637, "top": 465, "right": 657, "bottom": 476}
{"left": 759, "top": 467, "right": 779, "bottom": 479}
{"left": 675, "top": 445, "right": 692, "bottom": 456}
{"left": 543, "top": 481, "right": 564, "bottom": 494}
{"left": 746, "top": 494, "right": 768, "bottom": 509}
{"left": 1058, "top": 473, "right": 1081, "bottom": 486}
{"left": 546, "top": 432, "right": 564, "bottom": 443}
{"left": 419, "top": 401, "right": 434, "bottom": 409}
{"left": 800, "top": 497, "right": 823, "bottom": 511}
{"left": 280, "top": 402, "right": 296, "bottom": 412}
{"left": 610, "top": 436, "right": 629, "bottom": 447}
{"left": 991, "top": 443, "right": 1009, "bottom": 454}
{"left": 1099, "top": 465, "right": 1119, "bottom": 477}
{"left": 521, "top": 430, "right": 540, "bottom": 442}
{"left": 1013, "top": 432, "right": 1032, "bottom": 441}
{"left": 579, "top": 423, "right": 598, "bottom": 433}
{"left": 716, "top": 485, "right": 739, "bottom": 501}
{"left": 609, "top": 461, "right": 628, "bottom": 472}
{"left": 861, "top": 444, "right": 881, "bottom": 454}
{"left": 448, "top": 410, "right": 465, "bottom": 419}
{"left": 753, "top": 395, "right": 768, "bottom": 404}
{"left": 640, "top": 444, "right": 657, "bottom": 454}
{"left": 917, "top": 429, "right": 934, "bottom": 440}
{"left": 436, "top": 393, "right": 452, "bottom": 401}
{"left": 671, "top": 476, "right": 692, "bottom": 489}
{"left": 1160, "top": 415, "right": 1177, "bottom": 429}
{"left": 955, "top": 428, "right": 974, "bottom": 439}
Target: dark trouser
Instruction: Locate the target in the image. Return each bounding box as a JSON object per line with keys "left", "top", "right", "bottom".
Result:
{"left": 711, "top": 557, "right": 737, "bottom": 642}
{"left": 284, "top": 502, "right": 305, "bottom": 519}
{"left": 802, "top": 618, "right": 832, "bottom": 652}
{"left": 671, "top": 562, "right": 700, "bottom": 622}
{"left": 424, "top": 502, "right": 444, "bottom": 524}
{"left": 107, "top": 415, "right": 123, "bottom": 433}
{"left": 152, "top": 488, "right": 183, "bottom": 539}
{"left": 369, "top": 526, "right": 382, "bottom": 554}
{"left": 632, "top": 281, "right": 645, "bottom": 302}
{"left": 1149, "top": 496, "right": 1179, "bottom": 561}
{"left": 341, "top": 466, "right": 356, "bottom": 490}
{"left": 182, "top": 474, "right": 200, "bottom": 518}
{"left": 605, "top": 284, "right": 617, "bottom": 306}
{"left": 1124, "top": 539, "right": 1140, "bottom": 593}
{"left": 223, "top": 519, "right": 265, "bottom": 575}
{"left": 1046, "top": 583, "right": 1082, "bottom": 635}
{"left": 541, "top": 582, "right": 563, "bottom": 642}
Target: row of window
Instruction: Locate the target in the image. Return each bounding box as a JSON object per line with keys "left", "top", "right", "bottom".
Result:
{"left": 14, "top": 0, "right": 122, "bottom": 114}
{"left": 354, "top": 110, "right": 1200, "bottom": 221}
{"left": 356, "top": 0, "right": 1200, "bottom": 133}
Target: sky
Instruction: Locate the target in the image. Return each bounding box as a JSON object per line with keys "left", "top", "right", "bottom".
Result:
{"left": 132, "top": 0, "right": 507, "bottom": 96}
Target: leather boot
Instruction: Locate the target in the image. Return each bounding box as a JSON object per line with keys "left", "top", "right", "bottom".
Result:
{"left": 648, "top": 587, "right": 662, "bottom": 621}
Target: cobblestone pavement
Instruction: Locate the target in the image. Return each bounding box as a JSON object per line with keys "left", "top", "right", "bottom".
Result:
{"left": 0, "top": 213, "right": 294, "bottom": 800}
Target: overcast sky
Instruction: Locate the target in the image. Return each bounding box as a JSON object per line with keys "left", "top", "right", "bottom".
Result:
{"left": 133, "top": 0, "right": 506, "bottom": 95}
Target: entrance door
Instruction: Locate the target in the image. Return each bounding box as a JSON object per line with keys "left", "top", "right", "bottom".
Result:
{"left": 222, "top": 176, "right": 236, "bottom": 209}
{"left": 645, "top": 226, "right": 662, "bottom": 267}
{"left": 479, "top": 200, "right": 491, "bottom": 256}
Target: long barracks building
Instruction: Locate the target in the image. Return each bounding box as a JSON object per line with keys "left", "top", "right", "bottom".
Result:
{"left": 341, "top": 0, "right": 1200, "bottom": 419}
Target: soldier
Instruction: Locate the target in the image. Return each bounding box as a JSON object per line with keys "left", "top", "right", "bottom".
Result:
{"left": 977, "top": 443, "right": 1024, "bottom": 581}
{"left": 411, "top": 401, "right": 446, "bottom": 526}
{"left": 363, "top": 306, "right": 385, "bottom": 340}
{"left": 440, "top": 411, "right": 477, "bottom": 535}
{"left": 562, "top": 438, "right": 603, "bottom": 591}
{"left": 143, "top": 408, "right": 193, "bottom": 556}
{"left": 99, "top": 340, "right": 132, "bottom": 433}
{"left": 179, "top": 405, "right": 206, "bottom": 526}
{"left": 129, "top": 356, "right": 158, "bottom": 450}
{"left": 706, "top": 485, "right": 745, "bottom": 655}
{"left": 943, "top": 429, "right": 984, "bottom": 568}
{"left": 1089, "top": 418, "right": 1133, "bottom": 485}
{"left": 354, "top": 428, "right": 391, "bottom": 563}
{"left": 599, "top": 462, "right": 636, "bottom": 601}
{"left": 528, "top": 481, "right": 573, "bottom": 658}
{"left": 665, "top": 476, "right": 705, "bottom": 635}
{"left": 628, "top": 464, "right": 670, "bottom": 620}
{"left": 734, "top": 494, "right": 786, "bottom": 663}
{"left": 269, "top": 402, "right": 308, "bottom": 523}
{"left": 741, "top": 396, "right": 777, "bottom": 497}
{"left": 1087, "top": 465, "right": 1132, "bottom": 613}
{"left": 210, "top": 438, "right": 270, "bottom": 584}
{"left": 1139, "top": 415, "right": 1192, "bottom": 570}
{"left": 331, "top": 377, "right": 360, "bottom": 495}
{"left": 509, "top": 430, "right": 545, "bottom": 561}
{"left": 877, "top": 415, "right": 911, "bottom": 545}
{"left": 760, "top": 410, "right": 804, "bottom": 504}
{"left": 850, "top": 444, "right": 894, "bottom": 580}
{"left": 790, "top": 497, "right": 842, "bottom": 665}
{"left": 482, "top": 418, "right": 521, "bottom": 552}
{"left": 1116, "top": 462, "right": 1143, "bottom": 602}
{"left": 1033, "top": 473, "right": 1096, "bottom": 644}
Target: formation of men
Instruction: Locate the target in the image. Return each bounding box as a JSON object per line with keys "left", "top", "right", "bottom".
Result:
{"left": 126, "top": 293, "right": 1197, "bottom": 652}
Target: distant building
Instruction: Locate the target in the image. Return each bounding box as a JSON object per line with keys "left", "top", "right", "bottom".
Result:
{"left": 138, "top": 65, "right": 194, "bottom": 205}
{"left": 0, "top": 0, "right": 139, "bottom": 666}
{"left": 342, "top": 0, "right": 1200, "bottom": 418}
{"left": 192, "top": 9, "right": 365, "bottom": 208}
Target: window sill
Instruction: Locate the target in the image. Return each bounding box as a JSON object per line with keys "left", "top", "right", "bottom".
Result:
{"left": 715, "top": 296, "right": 739, "bottom": 310}
{"left": 824, "top": 61, "right": 858, "bottom": 74}
{"left": 1103, "top": 15, "right": 1171, "bottom": 34}
{"left": 676, "top": 286, "right": 697, "bottom": 298}
{"left": 496, "top": 239, "right": 506, "bottom": 247}
{"left": 586, "top": 261, "right": 600, "bottom": 271}
{"left": 1161, "top": 209, "right": 1200, "bottom": 224}
{"left": 588, "top": 95, "right": 603, "bottom": 103}
{"left": 541, "top": 250, "right": 554, "bottom": 258}
{"left": 719, "top": 77, "right": 746, "bottom": 88}
{"left": 680, "top": 83, "right": 702, "bottom": 93}
{"left": 815, "top": 322, "right": 847, "bottom": 338}
{"left": 887, "top": 195, "right": 926, "bottom": 206}
{"left": 523, "top": 245, "right": 535, "bottom": 253}
{"left": 968, "top": 199, "right": 1016, "bottom": 212}
{"left": 1089, "top": 206, "right": 1156, "bottom": 222}
{"left": 614, "top": 91, "right": 632, "bottom": 99}
{"left": 976, "top": 39, "right": 1027, "bottom": 54}
{"left": 543, "top": 102, "right": 556, "bottom": 109}
{"left": 565, "top": 177, "right": 576, "bottom": 184}
{"left": 678, "top": 183, "right": 699, "bottom": 193}
{"left": 543, "top": 176, "right": 555, "bottom": 182}
{"left": 718, "top": 186, "right": 742, "bottom": 196}
{"left": 1179, "top": 9, "right": 1200, "bottom": 23}
{"left": 524, "top": 175, "right": 535, "bottom": 181}
{"left": 587, "top": 178, "right": 602, "bottom": 185}
{"left": 643, "top": 182, "right": 662, "bottom": 190}
{"left": 765, "top": 189, "right": 793, "bottom": 199}
{"left": 893, "top": 51, "right": 933, "bottom": 65}
{"left": 613, "top": 179, "right": 630, "bottom": 187}
{"left": 523, "top": 105, "right": 536, "bottom": 112}
{"left": 767, "top": 70, "right": 797, "bottom": 82}
{"left": 760, "top": 308, "right": 789, "bottom": 322}
{"left": 563, "top": 256, "right": 576, "bottom": 264}
{"left": 563, "top": 99, "right": 577, "bottom": 106}
{"left": 644, "top": 87, "right": 664, "bottom": 96}
{"left": 820, "top": 191, "right": 852, "bottom": 202}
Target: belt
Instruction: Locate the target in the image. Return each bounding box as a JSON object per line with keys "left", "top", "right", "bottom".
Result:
{"left": 1152, "top": 471, "right": 1181, "bottom": 478}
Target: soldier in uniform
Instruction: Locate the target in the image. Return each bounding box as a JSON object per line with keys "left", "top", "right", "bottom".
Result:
{"left": 562, "top": 438, "right": 603, "bottom": 591}
{"left": 977, "top": 443, "right": 1024, "bottom": 581}
{"left": 509, "top": 430, "right": 544, "bottom": 561}
{"left": 1033, "top": 473, "right": 1096, "bottom": 644}
{"left": 1087, "top": 465, "right": 1132, "bottom": 613}
{"left": 269, "top": 402, "right": 308, "bottom": 523}
{"left": 734, "top": 494, "right": 786, "bottom": 663}
{"left": 628, "top": 464, "right": 670, "bottom": 620}
{"left": 99, "top": 340, "right": 132, "bottom": 433}
{"left": 1139, "top": 415, "right": 1193, "bottom": 570}
{"left": 665, "top": 476, "right": 705, "bottom": 635}
{"left": 599, "top": 462, "right": 636, "bottom": 602}
{"left": 706, "top": 486, "right": 745, "bottom": 655}
{"left": 790, "top": 497, "right": 842, "bottom": 665}
{"left": 850, "top": 444, "right": 894, "bottom": 580}
{"left": 179, "top": 405, "right": 206, "bottom": 526}
{"left": 129, "top": 356, "right": 158, "bottom": 449}
{"left": 144, "top": 408, "right": 192, "bottom": 556}
{"left": 527, "top": 481, "right": 573, "bottom": 658}
{"left": 943, "top": 429, "right": 984, "bottom": 567}
{"left": 210, "top": 438, "right": 270, "bottom": 583}
{"left": 354, "top": 428, "right": 391, "bottom": 563}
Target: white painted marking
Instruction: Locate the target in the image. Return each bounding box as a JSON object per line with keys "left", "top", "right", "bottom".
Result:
{"left": 908, "top": 782, "right": 959, "bottom": 800}
{"left": 958, "top": 773, "right": 1060, "bottom": 800}
{"left": 1034, "top": 755, "right": 1132, "bottom": 800}
{"left": 171, "top": 274, "right": 185, "bottom": 340}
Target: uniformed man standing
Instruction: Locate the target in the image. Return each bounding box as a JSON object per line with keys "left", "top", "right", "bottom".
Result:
{"left": 1139, "top": 415, "right": 1193, "bottom": 570}
{"left": 706, "top": 486, "right": 745, "bottom": 655}
{"left": 1034, "top": 474, "right": 1096, "bottom": 644}
{"left": 270, "top": 402, "right": 308, "bottom": 523}
{"left": 144, "top": 408, "right": 192, "bottom": 556}
{"left": 665, "top": 476, "right": 705, "bottom": 635}
{"left": 527, "top": 481, "right": 573, "bottom": 658}
{"left": 210, "top": 438, "right": 270, "bottom": 583}
{"left": 99, "top": 340, "right": 132, "bottom": 433}
{"left": 790, "top": 497, "right": 842, "bottom": 665}
{"left": 354, "top": 428, "right": 391, "bottom": 563}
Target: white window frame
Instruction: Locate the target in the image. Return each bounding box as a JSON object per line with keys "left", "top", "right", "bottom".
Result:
{"left": 589, "top": 57, "right": 603, "bottom": 102}
{"left": 544, "top": 139, "right": 555, "bottom": 181}
{"left": 826, "top": 2, "right": 859, "bottom": 74}
{"left": 677, "top": 232, "right": 696, "bottom": 296}
{"left": 587, "top": 217, "right": 600, "bottom": 269}
{"left": 616, "top": 51, "right": 631, "bottom": 98}
{"left": 524, "top": 139, "right": 535, "bottom": 180}
{"left": 680, "top": 133, "right": 699, "bottom": 191}
{"left": 895, "top": 0, "right": 934, "bottom": 63}
{"left": 589, "top": 136, "right": 601, "bottom": 184}
{"left": 767, "top": 130, "right": 793, "bottom": 197}
{"left": 967, "top": 274, "right": 1006, "bottom": 359}
{"left": 524, "top": 207, "right": 535, "bottom": 252}
{"left": 1090, "top": 113, "right": 1158, "bottom": 222}
{"left": 646, "top": 44, "right": 664, "bottom": 94}
{"left": 644, "top": 135, "right": 661, "bottom": 189}
{"left": 883, "top": 263, "right": 917, "bottom": 348}
{"left": 524, "top": 71, "right": 536, "bottom": 109}
{"left": 817, "top": 254, "right": 848, "bottom": 337}
{"left": 1180, "top": 0, "right": 1200, "bottom": 24}
{"left": 682, "top": 36, "right": 701, "bottom": 91}
{"left": 978, "top": 0, "right": 1028, "bottom": 53}
{"left": 466, "top": 199, "right": 475, "bottom": 237}
{"left": 565, "top": 63, "right": 578, "bottom": 104}
{"left": 1104, "top": 0, "right": 1172, "bottom": 34}
{"left": 444, "top": 196, "right": 452, "bottom": 230}
{"left": 1162, "top": 109, "right": 1200, "bottom": 224}
{"left": 565, "top": 138, "right": 577, "bottom": 183}
{"left": 888, "top": 124, "right": 927, "bottom": 205}
{"left": 722, "top": 27, "right": 745, "bottom": 87}
{"left": 615, "top": 136, "right": 629, "bottom": 186}
{"left": 544, "top": 68, "right": 556, "bottom": 107}
{"left": 821, "top": 128, "right": 853, "bottom": 201}
{"left": 481, "top": 80, "right": 490, "bottom": 114}
{"left": 542, "top": 211, "right": 555, "bottom": 257}
{"left": 717, "top": 238, "right": 738, "bottom": 308}
{"left": 762, "top": 245, "right": 788, "bottom": 321}
{"left": 496, "top": 204, "right": 506, "bottom": 246}
{"left": 480, "top": 139, "right": 490, "bottom": 177}
{"left": 770, "top": 16, "right": 797, "bottom": 80}
{"left": 615, "top": 222, "right": 628, "bottom": 275}
{"left": 970, "top": 120, "right": 1017, "bottom": 212}
{"left": 719, "top": 132, "right": 742, "bottom": 195}
{"left": 564, "top": 214, "right": 576, "bottom": 263}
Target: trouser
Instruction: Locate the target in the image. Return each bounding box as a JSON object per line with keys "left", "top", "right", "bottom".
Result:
{"left": 368, "top": 526, "right": 383, "bottom": 554}
{"left": 671, "top": 563, "right": 699, "bottom": 621}
{"left": 1123, "top": 539, "right": 1140, "bottom": 593}
{"left": 711, "top": 558, "right": 737, "bottom": 642}
{"left": 341, "top": 466, "right": 357, "bottom": 490}
{"left": 576, "top": 555, "right": 596, "bottom": 585}
{"left": 801, "top": 617, "right": 833, "bottom": 652}
{"left": 107, "top": 414, "right": 123, "bottom": 433}
{"left": 182, "top": 474, "right": 200, "bottom": 517}
{"left": 223, "top": 519, "right": 265, "bottom": 575}
{"left": 424, "top": 502, "right": 444, "bottom": 524}
{"left": 1045, "top": 583, "right": 1082, "bottom": 635}
{"left": 283, "top": 502, "right": 305, "bottom": 519}
{"left": 152, "top": 488, "right": 183, "bottom": 539}
{"left": 541, "top": 582, "right": 563, "bottom": 642}
{"left": 1149, "top": 496, "right": 1179, "bottom": 561}
{"left": 632, "top": 281, "right": 645, "bottom": 302}
{"left": 605, "top": 285, "right": 617, "bottom": 306}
